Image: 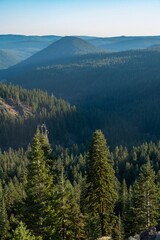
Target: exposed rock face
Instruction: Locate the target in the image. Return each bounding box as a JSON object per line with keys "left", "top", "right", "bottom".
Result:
{"left": 0, "top": 98, "right": 32, "bottom": 118}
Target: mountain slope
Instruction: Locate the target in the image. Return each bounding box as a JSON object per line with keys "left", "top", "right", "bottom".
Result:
{"left": 1, "top": 35, "right": 160, "bottom": 70}
{"left": 0, "top": 83, "right": 88, "bottom": 149}
{"left": 0, "top": 96, "right": 32, "bottom": 118}
{"left": 5, "top": 48, "right": 160, "bottom": 146}
{"left": 2, "top": 35, "right": 160, "bottom": 147}
{"left": 0, "top": 49, "right": 33, "bottom": 69}
{"left": 11, "top": 36, "right": 105, "bottom": 68}
{"left": 0, "top": 34, "right": 62, "bottom": 69}
{"left": 9, "top": 49, "right": 160, "bottom": 102}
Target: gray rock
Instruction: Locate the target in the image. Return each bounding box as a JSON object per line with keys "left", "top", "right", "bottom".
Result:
{"left": 128, "top": 234, "right": 140, "bottom": 240}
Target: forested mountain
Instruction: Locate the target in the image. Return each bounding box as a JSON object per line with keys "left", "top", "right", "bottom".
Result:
{"left": 1, "top": 35, "right": 160, "bottom": 70}
{"left": 2, "top": 46, "right": 160, "bottom": 146}
{"left": 7, "top": 36, "right": 105, "bottom": 69}
{"left": 0, "top": 83, "right": 90, "bottom": 150}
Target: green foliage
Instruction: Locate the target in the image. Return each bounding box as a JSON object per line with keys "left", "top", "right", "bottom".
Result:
{"left": 0, "top": 181, "right": 10, "bottom": 239}
{"left": 25, "top": 129, "right": 55, "bottom": 239}
{"left": 0, "top": 82, "right": 79, "bottom": 149}
{"left": 112, "top": 215, "right": 124, "bottom": 240}
{"left": 113, "top": 142, "right": 160, "bottom": 186}
{"left": 11, "top": 221, "right": 42, "bottom": 240}
{"left": 0, "top": 148, "right": 28, "bottom": 183}
{"left": 85, "top": 130, "right": 118, "bottom": 237}
{"left": 129, "top": 161, "right": 159, "bottom": 235}
{"left": 1, "top": 125, "right": 160, "bottom": 238}
{"left": 53, "top": 167, "right": 85, "bottom": 240}
{"left": 121, "top": 179, "right": 128, "bottom": 213}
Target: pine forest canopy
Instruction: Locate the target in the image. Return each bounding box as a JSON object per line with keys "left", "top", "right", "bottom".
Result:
{"left": 1, "top": 128, "right": 160, "bottom": 239}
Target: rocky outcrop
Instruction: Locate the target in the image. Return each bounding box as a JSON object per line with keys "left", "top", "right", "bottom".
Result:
{"left": 128, "top": 226, "right": 160, "bottom": 240}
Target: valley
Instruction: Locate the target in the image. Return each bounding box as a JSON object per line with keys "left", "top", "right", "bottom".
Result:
{"left": 1, "top": 35, "right": 160, "bottom": 147}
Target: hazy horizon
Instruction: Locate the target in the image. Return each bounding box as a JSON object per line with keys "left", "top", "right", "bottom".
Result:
{"left": 1, "top": 0, "right": 160, "bottom": 37}
{"left": 1, "top": 33, "right": 160, "bottom": 38}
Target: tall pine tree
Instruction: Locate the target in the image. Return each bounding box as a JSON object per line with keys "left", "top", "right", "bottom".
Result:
{"left": 53, "top": 166, "right": 85, "bottom": 240}
{"left": 85, "top": 130, "right": 118, "bottom": 237}
{"left": 130, "top": 161, "right": 159, "bottom": 234}
{"left": 25, "top": 129, "right": 55, "bottom": 239}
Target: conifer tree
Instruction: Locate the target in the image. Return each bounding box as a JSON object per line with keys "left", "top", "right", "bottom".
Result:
{"left": 112, "top": 215, "right": 124, "bottom": 240}
{"left": 120, "top": 179, "right": 128, "bottom": 236}
{"left": 0, "top": 181, "right": 10, "bottom": 240}
{"left": 25, "top": 129, "right": 55, "bottom": 239}
{"left": 123, "top": 185, "right": 134, "bottom": 238}
{"left": 53, "top": 167, "right": 85, "bottom": 240}
{"left": 39, "top": 124, "right": 52, "bottom": 160}
{"left": 39, "top": 124, "right": 56, "bottom": 177}
{"left": 121, "top": 179, "right": 128, "bottom": 213}
{"left": 130, "top": 161, "right": 159, "bottom": 234}
{"left": 85, "top": 130, "right": 118, "bottom": 237}
{"left": 12, "top": 221, "right": 42, "bottom": 240}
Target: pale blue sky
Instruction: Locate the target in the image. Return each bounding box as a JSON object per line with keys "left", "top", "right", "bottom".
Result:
{"left": 1, "top": 0, "right": 160, "bottom": 37}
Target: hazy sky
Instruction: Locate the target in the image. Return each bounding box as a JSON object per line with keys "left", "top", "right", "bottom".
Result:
{"left": 1, "top": 0, "right": 160, "bottom": 37}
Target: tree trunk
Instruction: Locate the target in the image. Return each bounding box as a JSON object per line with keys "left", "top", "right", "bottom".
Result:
{"left": 100, "top": 213, "right": 106, "bottom": 237}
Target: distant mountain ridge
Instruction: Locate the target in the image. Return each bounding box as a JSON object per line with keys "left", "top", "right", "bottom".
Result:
{"left": 1, "top": 34, "right": 160, "bottom": 69}
{"left": 12, "top": 36, "right": 105, "bottom": 68}
{"left": 0, "top": 34, "right": 61, "bottom": 69}
{"left": 0, "top": 34, "right": 61, "bottom": 50}
{"left": 1, "top": 34, "right": 160, "bottom": 53}
{"left": 86, "top": 35, "right": 160, "bottom": 52}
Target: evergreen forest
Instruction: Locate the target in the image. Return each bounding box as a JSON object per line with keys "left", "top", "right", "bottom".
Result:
{"left": 1, "top": 112, "right": 160, "bottom": 239}
{"left": 1, "top": 35, "right": 160, "bottom": 239}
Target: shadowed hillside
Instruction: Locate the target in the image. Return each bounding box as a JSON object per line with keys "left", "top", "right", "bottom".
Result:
{"left": 0, "top": 83, "right": 90, "bottom": 149}
{"left": 1, "top": 36, "right": 160, "bottom": 146}
{"left": 9, "top": 36, "right": 105, "bottom": 69}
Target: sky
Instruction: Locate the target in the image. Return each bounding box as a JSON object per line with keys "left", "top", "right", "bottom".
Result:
{"left": 0, "top": 0, "right": 160, "bottom": 37}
